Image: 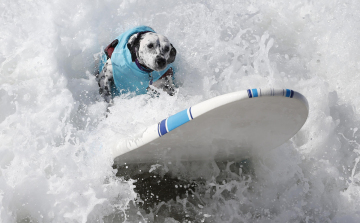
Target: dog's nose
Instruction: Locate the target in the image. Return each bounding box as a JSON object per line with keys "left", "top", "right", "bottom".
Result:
{"left": 155, "top": 57, "right": 166, "bottom": 67}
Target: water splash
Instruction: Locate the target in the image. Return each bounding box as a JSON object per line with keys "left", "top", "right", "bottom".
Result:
{"left": 1, "top": 0, "right": 360, "bottom": 222}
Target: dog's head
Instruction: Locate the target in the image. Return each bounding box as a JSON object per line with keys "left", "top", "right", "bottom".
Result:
{"left": 127, "top": 31, "right": 176, "bottom": 71}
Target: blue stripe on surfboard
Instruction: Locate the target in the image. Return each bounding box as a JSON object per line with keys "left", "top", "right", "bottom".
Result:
{"left": 247, "top": 89, "right": 252, "bottom": 98}
{"left": 252, "top": 89, "right": 258, "bottom": 97}
{"left": 167, "top": 109, "right": 190, "bottom": 132}
{"left": 247, "top": 88, "right": 295, "bottom": 98}
{"left": 189, "top": 107, "right": 194, "bottom": 120}
{"left": 159, "top": 119, "right": 167, "bottom": 136}
{"left": 285, "top": 89, "right": 291, "bottom": 97}
{"left": 284, "top": 89, "right": 294, "bottom": 98}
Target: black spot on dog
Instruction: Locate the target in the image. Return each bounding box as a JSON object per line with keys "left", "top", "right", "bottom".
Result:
{"left": 127, "top": 31, "right": 152, "bottom": 62}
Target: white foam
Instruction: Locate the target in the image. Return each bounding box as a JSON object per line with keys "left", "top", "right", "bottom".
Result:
{"left": 1, "top": 0, "right": 360, "bottom": 222}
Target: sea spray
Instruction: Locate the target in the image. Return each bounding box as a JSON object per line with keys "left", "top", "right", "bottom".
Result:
{"left": 1, "top": 0, "right": 360, "bottom": 222}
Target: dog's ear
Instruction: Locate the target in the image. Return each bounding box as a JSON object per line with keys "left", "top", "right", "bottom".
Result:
{"left": 127, "top": 33, "right": 142, "bottom": 62}
{"left": 127, "top": 31, "right": 152, "bottom": 62}
{"left": 167, "top": 44, "right": 177, "bottom": 64}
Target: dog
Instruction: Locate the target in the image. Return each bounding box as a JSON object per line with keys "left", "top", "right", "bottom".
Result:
{"left": 96, "top": 26, "right": 177, "bottom": 103}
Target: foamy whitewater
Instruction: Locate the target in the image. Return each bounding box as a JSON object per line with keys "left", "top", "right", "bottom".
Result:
{"left": 1, "top": 0, "right": 360, "bottom": 222}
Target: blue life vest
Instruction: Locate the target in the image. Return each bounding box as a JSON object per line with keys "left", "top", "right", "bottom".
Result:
{"left": 99, "top": 26, "right": 173, "bottom": 96}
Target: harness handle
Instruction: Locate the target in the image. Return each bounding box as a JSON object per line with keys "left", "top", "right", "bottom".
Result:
{"left": 104, "top": 39, "right": 119, "bottom": 59}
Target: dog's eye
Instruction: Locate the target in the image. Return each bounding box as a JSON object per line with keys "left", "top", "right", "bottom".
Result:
{"left": 164, "top": 46, "right": 170, "bottom": 52}
{"left": 148, "top": 43, "right": 154, "bottom": 49}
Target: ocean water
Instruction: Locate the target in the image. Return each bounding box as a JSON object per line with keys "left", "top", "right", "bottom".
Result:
{"left": 1, "top": 0, "right": 360, "bottom": 222}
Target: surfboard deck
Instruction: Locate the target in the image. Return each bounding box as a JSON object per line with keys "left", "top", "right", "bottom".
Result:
{"left": 112, "top": 88, "right": 309, "bottom": 164}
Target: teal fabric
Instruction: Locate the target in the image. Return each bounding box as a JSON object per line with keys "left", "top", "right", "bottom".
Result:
{"left": 99, "top": 26, "right": 173, "bottom": 96}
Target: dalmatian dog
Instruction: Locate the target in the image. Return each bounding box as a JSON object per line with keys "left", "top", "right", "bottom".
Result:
{"left": 96, "top": 27, "right": 177, "bottom": 103}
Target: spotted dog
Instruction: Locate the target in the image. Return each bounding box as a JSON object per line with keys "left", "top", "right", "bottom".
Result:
{"left": 96, "top": 26, "right": 177, "bottom": 103}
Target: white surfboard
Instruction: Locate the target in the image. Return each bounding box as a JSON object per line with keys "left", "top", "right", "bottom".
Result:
{"left": 112, "top": 88, "right": 308, "bottom": 164}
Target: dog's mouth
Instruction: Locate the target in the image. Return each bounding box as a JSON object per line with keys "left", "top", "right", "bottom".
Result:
{"left": 153, "top": 66, "right": 167, "bottom": 71}
{"left": 138, "top": 57, "right": 167, "bottom": 72}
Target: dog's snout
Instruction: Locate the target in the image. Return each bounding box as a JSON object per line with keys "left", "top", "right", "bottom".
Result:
{"left": 156, "top": 57, "right": 166, "bottom": 67}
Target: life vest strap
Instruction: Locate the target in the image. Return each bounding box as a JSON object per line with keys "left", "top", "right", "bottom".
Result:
{"left": 160, "top": 67, "right": 173, "bottom": 78}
